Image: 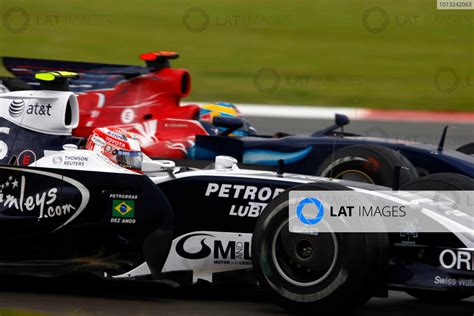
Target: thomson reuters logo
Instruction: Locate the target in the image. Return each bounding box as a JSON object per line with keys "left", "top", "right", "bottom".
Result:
{"left": 9, "top": 99, "right": 25, "bottom": 117}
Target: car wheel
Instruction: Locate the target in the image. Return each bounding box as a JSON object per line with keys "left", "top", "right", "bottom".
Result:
{"left": 316, "top": 145, "right": 418, "bottom": 187}
{"left": 400, "top": 172, "right": 474, "bottom": 191}
{"left": 401, "top": 173, "right": 474, "bottom": 303}
{"left": 252, "top": 183, "right": 389, "bottom": 313}
{"left": 456, "top": 142, "right": 474, "bottom": 155}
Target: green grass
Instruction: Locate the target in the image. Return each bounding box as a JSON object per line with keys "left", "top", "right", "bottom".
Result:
{"left": 0, "top": 0, "right": 473, "bottom": 111}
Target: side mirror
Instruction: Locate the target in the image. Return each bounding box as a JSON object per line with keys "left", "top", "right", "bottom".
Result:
{"left": 142, "top": 160, "right": 175, "bottom": 174}
{"left": 212, "top": 116, "right": 244, "bottom": 136}
{"left": 335, "top": 113, "right": 350, "bottom": 127}
{"left": 310, "top": 113, "right": 351, "bottom": 137}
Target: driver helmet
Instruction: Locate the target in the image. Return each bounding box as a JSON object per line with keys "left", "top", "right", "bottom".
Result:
{"left": 199, "top": 102, "right": 256, "bottom": 136}
{"left": 86, "top": 127, "right": 143, "bottom": 172}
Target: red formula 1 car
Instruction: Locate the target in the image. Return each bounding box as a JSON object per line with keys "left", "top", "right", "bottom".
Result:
{"left": 2, "top": 52, "right": 215, "bottom": 158}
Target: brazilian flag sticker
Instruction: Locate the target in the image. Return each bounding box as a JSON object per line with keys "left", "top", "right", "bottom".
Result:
{"left": 112, "top": 200, "right": 135, "bottom": 218}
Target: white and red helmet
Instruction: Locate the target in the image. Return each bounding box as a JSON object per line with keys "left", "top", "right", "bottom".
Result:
{"left": 86, "top": 127, "right": 143, "bottom": 172}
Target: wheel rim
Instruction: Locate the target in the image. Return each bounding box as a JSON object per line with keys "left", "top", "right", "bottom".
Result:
{"left": 271, "top": 219, "right": 339, "bottom": 287}
{"left": 334, "top": 169, "right": 375, "bottom": 184}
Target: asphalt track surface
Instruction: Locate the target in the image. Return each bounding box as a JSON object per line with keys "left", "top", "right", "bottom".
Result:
{"left": 0, "top": 118, "right": 473, "bottom": 315}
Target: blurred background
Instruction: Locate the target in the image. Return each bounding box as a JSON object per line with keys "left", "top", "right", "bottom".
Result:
{"left": 0, "top": 0, "right": 472, "bottom": 111}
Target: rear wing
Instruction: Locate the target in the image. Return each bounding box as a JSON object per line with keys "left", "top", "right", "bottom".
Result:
{"left": 2, "top": 51, "right": 180, "bottom": 93}
{"left": 2, "top": 56, "right": 148, "bottom": 92}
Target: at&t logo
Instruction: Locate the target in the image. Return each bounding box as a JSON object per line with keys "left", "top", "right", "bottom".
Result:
{"left": 9, "top": 99, "right": 25, "bottom": 117}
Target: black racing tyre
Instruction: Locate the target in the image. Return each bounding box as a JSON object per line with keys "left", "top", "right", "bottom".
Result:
{"left": 252, "top": 183, "right": 389, "bottom": 313}
{"left": 400, "top": 173, "right": 474, "bottom": 191}
{"left": 316, "top": 144, "right": 418, "bottom": 187}
{"left": 456, "top": 142, "right": 474, "bottom": 155}
{"left": 401, "top": 173, "right": 473, "bottom": 302}
{"left": 405, "top": 289, "right": 471, "bottom": 303}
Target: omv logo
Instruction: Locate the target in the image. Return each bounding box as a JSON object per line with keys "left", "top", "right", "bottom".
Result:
{"left": 174, "top": 232, "right": 252, "bottom": 261}
{"left": 176, "top": 233, "right": 214, "bottom": 259}
{"left": 9, "top": 99, "right": 25, "bottom": 118}
{"left": 296, "top": 197, "right": 324, "bottom": 225}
